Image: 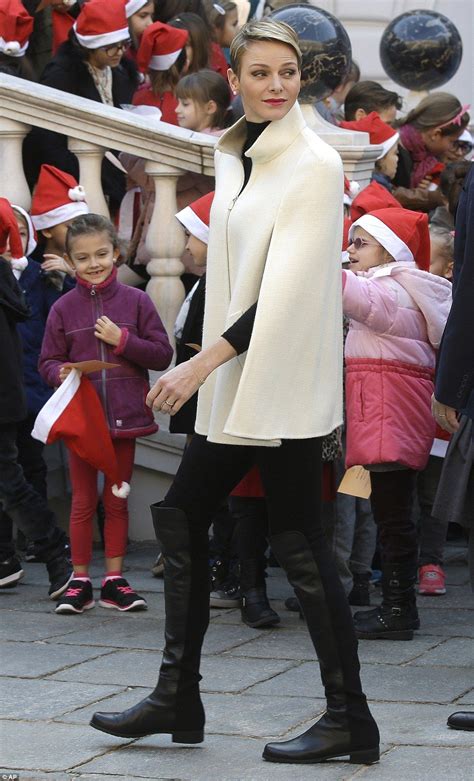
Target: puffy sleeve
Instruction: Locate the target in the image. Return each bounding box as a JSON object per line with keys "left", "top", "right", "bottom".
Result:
{"left": 342, "top": 269, "right": 398, "bottom": 333}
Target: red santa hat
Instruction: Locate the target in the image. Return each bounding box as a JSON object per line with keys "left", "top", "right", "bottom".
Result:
{"left": 0, "top": 0, "right": 34, "bottom": 57}
{"left": 340, "top": 112, "right": 399, "bottom": 160}
{"left": 31, "top": 165, "right": 89, "bottom": 230}
{"left": 125, "top": 0, "right": 149, "bottom": 18}
{"left": 176, "top": 191, "right": 214, "bottom": 245}
{"left": 343, "top": 176, "right": 360, "bottom": 206}
{"left": 32, "top": 369, "right": 130, "bottom": 498}
{"left": 341, "top": 215, "right": 351, "bottom": 264}
{"left": 12, "top": 205, "right": 37, "bottom": 256}
{"left": 0, "top": 197, "right": 24, "bottom": 260}
{"left": 73, "top": 0, "right": 129, "bottom": 49}
{"left": 137, "top": 21, "right": 188, "bottom": 72}
{"left": 350, "top": 180, "right": 401, "bottom": 222}
{"left": 349, "top": 207, "right": 430, "bottom": 272}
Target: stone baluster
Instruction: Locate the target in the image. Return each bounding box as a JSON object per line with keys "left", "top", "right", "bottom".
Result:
{"left": 0, "top": 117, "right": 32, "bottom": 209}
{"left": 67, "top": 138, "right": 110, "bottom": 217}
{"left": 144, "top": 160, "right": 186, "bottom": 346}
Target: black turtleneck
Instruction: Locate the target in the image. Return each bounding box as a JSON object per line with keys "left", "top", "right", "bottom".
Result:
{"left": 241, "top": 120, "right": 270, "bottom": 191}
{"left": 221, "top": 120, "right": 269, "bottom": 354}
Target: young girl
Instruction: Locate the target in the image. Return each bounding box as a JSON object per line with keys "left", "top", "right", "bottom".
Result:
{"left": 342, "top": 207, "right": 452, "bottom": 640}
{"left": 169, "top": 12, "right": 211, "bottom": 74}
{"left": 133, "top": 21, "right": 189, "bottom": 123}
{"left": 175, "top": 69, "right": 231, "bottom": 135}
{"left": 203, "top": 0, "right": 239, "bottom": 78}
{"left": 394, "top": 93, "right": 470, "bottom": 200}
{"left": 39, "top": 214, "right": 173, "bottom": 614}
{"left": 125, "top": 0, "right": 154, "bottom": 62}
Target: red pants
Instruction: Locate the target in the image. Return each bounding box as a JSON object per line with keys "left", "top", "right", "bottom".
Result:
{"left": 68, "top": 439, "right": 135, "bottom": 566}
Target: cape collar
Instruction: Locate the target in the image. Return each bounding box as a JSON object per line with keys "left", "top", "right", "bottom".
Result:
{"left": 217, "top": 101, "right": 307, "bottom": 165}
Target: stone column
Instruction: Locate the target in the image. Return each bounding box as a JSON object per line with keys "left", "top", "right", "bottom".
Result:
{"left": 67, "top": 138, "right": 110, "bottom": 217}
{"left": 0, "top": 117, "right": 32, "bottom": 208}
{"left": 144, "top": 160, "right": 186, "bottom": 346}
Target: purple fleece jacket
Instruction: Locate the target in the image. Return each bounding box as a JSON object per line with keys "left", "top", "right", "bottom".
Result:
{"left": 39, "top": 267, "right": 173, "bottom": 438}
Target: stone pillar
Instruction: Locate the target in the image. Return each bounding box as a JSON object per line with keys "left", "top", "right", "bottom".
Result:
{"left": 144, "top": 160, "right": 186, "bottom": 345}
{"left": 0, "top": 117, "right": 32, "bottom": 208}
{"left": 67, "top": 138, "right": 110, "bottom": 217}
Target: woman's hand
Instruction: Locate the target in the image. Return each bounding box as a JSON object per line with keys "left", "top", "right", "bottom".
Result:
{"left": 431, "top": 394, "right": 459, "bottom": 433}
{"left": 94, "top": 316, "right": 122, "bottom": 347}
{"left": 42, "top": 254, "right": 75, "bottom": 277}
{"left": 146, "top": 360, "right": 204, "bottom": 415}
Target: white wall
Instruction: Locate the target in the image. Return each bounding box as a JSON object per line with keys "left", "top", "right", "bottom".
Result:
{"left": 309, "top": 0, "right": 473, "bottom": 108}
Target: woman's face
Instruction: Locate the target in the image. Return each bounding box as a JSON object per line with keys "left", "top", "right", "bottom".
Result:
{"left": 217, "top": 9, "right": 240, "bottom": 48}
{"left": 228, "top": 40, "right": 300, "bottom": 124}
{"left": 129, "top": 2, "right": 154, "bottom": 44}
{"left": 347, "top": 226, "right": 391, "bottom": 272}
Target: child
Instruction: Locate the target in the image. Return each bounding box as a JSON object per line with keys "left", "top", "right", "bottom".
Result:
{"left": 125, "top": 0, "right": 154, "bottom": 62}
{"left": 342, "top": 208, "right": 452, "bottom": 640}
{"left": 133, "top": 21, "right": 189, "bottom": 123}
{"left": 31, "top": 164, "right": 88, "bottom": 284}
{"left": 344, "top": 80, "right": 402, "bottom": 124}
{"left": 175, "top": 69, "right": 231, "bottom": 135}
{"left": 39, "top": 213, "right": 173, "bottom": 614}
{"left": 202, "top": 0, "right": 239, "bottom": 78}
{"left": 0, "top": 197, "right": 73, "bottom": 598}
{"left": 340, "top": 113, "right": 401, "bottom": 220}
{"left": 170, "top": 12, "right": 212, "bottom": 74}
{"left": 0, "top": 0, "right": 34, "bottom": 80}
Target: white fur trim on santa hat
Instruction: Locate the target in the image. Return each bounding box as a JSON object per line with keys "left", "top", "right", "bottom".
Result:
{"left": 0, "top": 36, "right": 29, "bottom": 57}
{"left": 32, "top": 369, "right": 80, "bottom": 444}
{"left": 176, "top": 205, "right": 209, "bottom": 244}
{"left": 31, "top": 200, "right": 89, "bottom": 231}
{"left": 377, "top": 132, "right": 399, "bottom": 160}
{"left": 112, "top": 481, "right": 131, "bottom": 498}
{"left": 73, "top": 23, "right": 130, "bottom": 49}
{"left": 343, "top": 179, "right": 360, "bottom": 206}
{"left": 149, "top": 50, "right": 181, "bottom": 70}
{"left": 349, "top": 214, "right": 413, "bottom": 263}
{"left": 125, "top": 0, "right": 148, "bottom": 17}
{"left": 12, "top": 205, "right": 37, "bottom": 256}
{"left": 68, "top": 185, "right": 86, "bottom": 202}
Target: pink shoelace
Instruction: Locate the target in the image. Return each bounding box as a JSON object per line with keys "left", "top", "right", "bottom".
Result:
{"left": 116, "top": 585, "right": 134, "bottom": 595}
{"left": 65, "top": 587, "right": 83, "bottom": 598}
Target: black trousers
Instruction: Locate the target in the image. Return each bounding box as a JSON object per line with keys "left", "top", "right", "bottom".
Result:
{"left": 165, "top": 434, "right": 323, "bottom": 539}
{"left": 0, "top": 421, "right": 57, "bottom": 560}
{"left": 370, "top": 469, "right": 418, "bottom": 565}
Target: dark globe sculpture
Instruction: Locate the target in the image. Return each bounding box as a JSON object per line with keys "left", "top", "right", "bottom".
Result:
{"left": 380, "top": 10, "right": 462, "bottom": 91}
{"left": 270, "top": 4, "right": 352, "bottom": 103}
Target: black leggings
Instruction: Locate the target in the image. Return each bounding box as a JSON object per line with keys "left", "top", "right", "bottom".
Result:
{"left": 164, "top": 434, "right": 322, "bottom": 539}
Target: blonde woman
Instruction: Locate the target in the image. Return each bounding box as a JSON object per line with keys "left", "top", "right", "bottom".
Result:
{"left": 91, "top": 20, "right": 380, "bottom": 766}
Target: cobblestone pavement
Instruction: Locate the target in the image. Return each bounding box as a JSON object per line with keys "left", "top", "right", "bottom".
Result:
{"left": 1, "top": 541, "right": 473, "bottom": 781}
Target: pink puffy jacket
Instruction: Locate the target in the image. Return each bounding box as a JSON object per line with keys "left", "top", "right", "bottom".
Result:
{"left": 342, "top": 261, "right": 452, "bottom": 470}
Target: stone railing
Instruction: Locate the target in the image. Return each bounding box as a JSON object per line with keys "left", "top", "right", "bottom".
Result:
{"left": 0, "top": 72, "right": 380, "bottom": 341}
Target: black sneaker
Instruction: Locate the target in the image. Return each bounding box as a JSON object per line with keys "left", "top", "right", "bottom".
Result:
{"left": 0, "top": 557, "right": 25, "bottom": 588}
{"left": 55, "top": 578, "right": 95, "bottom": 614}
{"left": 47, "top": 554, "right": 73, "bottom": 600}
{"left": 99, "top": 577, "right": 147, "bottom": 611}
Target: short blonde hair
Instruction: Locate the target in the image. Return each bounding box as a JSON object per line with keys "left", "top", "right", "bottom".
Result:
{"left": 229, "top": 19, "right": 302, "bottom": 75}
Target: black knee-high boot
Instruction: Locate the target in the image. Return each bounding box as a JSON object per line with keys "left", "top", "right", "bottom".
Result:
{"left": 263, "top": 531, "right": 379, "bottom": 765}
{"left": 90, "top": 505, "right": 208, "bottom": 742}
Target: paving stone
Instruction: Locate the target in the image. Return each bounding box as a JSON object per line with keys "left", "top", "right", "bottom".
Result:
{"left": 356, "top": 745, "right": 474, "bottom": 781}
{"left": 0, "top": 719, "right": 134, "bottom": 772}
{"left": 50, "top": 648, "right": 296, "bottom": 693}
{"left": 357, "top": 636, "right": 449, "bottom": 665}
{"left": 417, "top": 608, "right": 474, "bottom": 637}
{"left": 247, "top": 661, "right": 471, "bottom": 704}
{"left": 0, "top": 640, "right": 114, "bottom": 678}
{"left": 454, "top": 688, "right": 474, "bottom": 705}
{"left": 368, "top": 702, "right": 474, "bottom": 747}
{"left": 0, "top": 611, "right": 91, "bottom": 642}
{"left": 406, "top": 637, "right": 474, "bottom": 668}
{"left": 77, "top": 734, "right": 359, "bottom": 781}
{"left": 415, "top": 586, "right": 474, "bottom": 610}
{"left": 0, "top": 677, "right": 126, "bottom": 720}
{"left": 51, "top": 617, "right": 167, "bottom": 651}
{"left": 57, "top": 685, "right": 326, "bottom": 738}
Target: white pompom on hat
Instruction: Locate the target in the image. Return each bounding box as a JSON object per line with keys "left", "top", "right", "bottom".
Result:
{"left": 73, "top": 0, "right": 129, "bottom": 49}
{"left": 0, "top": 0, "right": 34, "bottom": 58}
{"left": 31, "top": 165, "right": 89, "bottom": 230}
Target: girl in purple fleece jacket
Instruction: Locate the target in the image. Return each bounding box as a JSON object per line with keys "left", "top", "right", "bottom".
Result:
{"left": 39, "top": 214, "right": 173, "bottom": 615}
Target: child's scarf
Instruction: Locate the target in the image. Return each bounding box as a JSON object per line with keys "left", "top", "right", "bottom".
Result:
{"left": 398, "top": 124, "right": 440, "bottom": 188}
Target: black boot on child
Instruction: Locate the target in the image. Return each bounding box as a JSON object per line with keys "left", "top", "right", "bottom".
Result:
{"left": 90, "top": 504, "right": 207, "bottom": 742}
{"left": 354, "top": 562, "right": 419, "bottom": 641}
{"left": 240, "top": 558, "right": 280, "bottom": 628}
